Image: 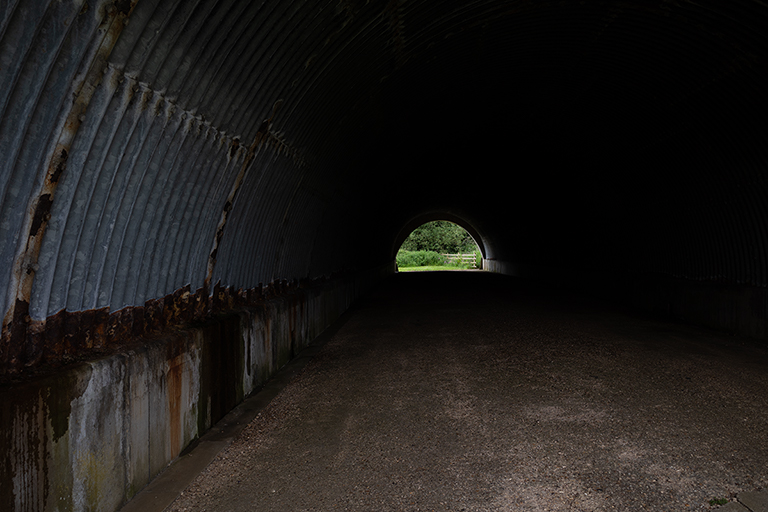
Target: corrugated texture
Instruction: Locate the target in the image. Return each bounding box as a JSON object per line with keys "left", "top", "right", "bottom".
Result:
{"left": 1, "top": 0, "right": 768, "bottom": 375}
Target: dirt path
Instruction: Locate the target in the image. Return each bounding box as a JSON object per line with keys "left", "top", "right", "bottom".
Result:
{"left": 166, "top": 272, "right": 768, "bottom": 511}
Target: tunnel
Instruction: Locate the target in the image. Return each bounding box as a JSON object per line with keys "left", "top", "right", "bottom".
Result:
{"left": 1, "top": 0, "right": 767, "bottom": 510}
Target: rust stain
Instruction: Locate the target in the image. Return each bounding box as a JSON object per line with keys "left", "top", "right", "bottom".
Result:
{"left": 0, "top": 277, "right": 323, "bottom": 384}
{"left": 29, "top": 194, "right": 53, "bottom": 238}
{"left": 49, "top": 149, "right": 67, "bottom": 184}
{"left": 204, "top": 99, "right": 292, "bottom": 290}
{"left": 167, "top": 355, "right": 183, "bottom": 459}
{"left": 228, "top": 138, "right": 240, "bottom": 161}
{"left": 2, "top": 299, "right": 31, "bottom": 371}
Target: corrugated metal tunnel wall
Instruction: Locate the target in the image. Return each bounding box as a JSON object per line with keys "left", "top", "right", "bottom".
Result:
{"left": 0, "top": 0, "right": 767, "bottom": 509}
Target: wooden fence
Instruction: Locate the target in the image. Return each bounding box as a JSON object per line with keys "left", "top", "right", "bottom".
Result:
{"left": 441, "top": 253, "right": 478, "bottom": 268}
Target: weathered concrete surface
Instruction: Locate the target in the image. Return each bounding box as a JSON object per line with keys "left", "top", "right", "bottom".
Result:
{"left": 738, "top": 491, "right": 768, "bottom": 511}
{"left": 1, "top": 268, "right": 389, "bottom": 512}
{"left": 718, "top": 502, "right": 750, "bottom": 511}
{"left": 167, "top": 271, "right": 768, "bottom": 511}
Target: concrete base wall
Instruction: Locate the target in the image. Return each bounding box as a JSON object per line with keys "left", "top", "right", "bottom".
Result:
{"left": 0, "top": 267, "right": 391, "bottom": 512}
{"left": 619, "top": 274, "right": 768, "bottom": 341}
{"left": 484, "top": 259, "right": 768, "bottom": 342}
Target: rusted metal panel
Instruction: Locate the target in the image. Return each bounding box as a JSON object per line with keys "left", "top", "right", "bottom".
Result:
{"left": 1, "top": 0, "right": 139, "bottom": 375}
{"left": 1, "top": 273, "right": 333, "bottom": 380}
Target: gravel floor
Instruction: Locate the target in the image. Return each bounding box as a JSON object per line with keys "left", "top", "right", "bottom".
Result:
{"left": 167, "top": 272, "right": 768, "bottom": 511}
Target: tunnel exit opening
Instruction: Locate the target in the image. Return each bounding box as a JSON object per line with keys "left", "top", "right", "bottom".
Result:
{"left": 395, "top": 220, "right": 483, "bottom": 272}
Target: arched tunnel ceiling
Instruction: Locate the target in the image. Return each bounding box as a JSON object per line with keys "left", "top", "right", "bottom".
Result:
{"left": 1, "top": 0, "right": 767, "bottom": 370}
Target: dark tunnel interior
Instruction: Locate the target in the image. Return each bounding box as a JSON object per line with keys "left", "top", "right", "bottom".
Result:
{"left": 1, "top": 0, "right": 767, "bottom": 374}
{"left": 1, "top": 1, "right": 768, "bottom": 508}
{"left": 0, "top": 0, "right": 766, "bottom": 380}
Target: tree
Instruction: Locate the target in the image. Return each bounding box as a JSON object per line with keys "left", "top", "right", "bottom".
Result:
{"left": 399, "top": 221, "right": 477, "bottom": 253}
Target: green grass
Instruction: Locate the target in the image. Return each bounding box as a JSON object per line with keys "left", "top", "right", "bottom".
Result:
{"left": 709, "top": 498, "right": 728, "bottom": 506}
{"left": 398, "top": 265, "right": 474, "bottom": 272}
{"left": 396, "top": 250, "right": 444, "bottom": 267}
{"left": 395, "top": 249, "right": 481, "bottom": 271}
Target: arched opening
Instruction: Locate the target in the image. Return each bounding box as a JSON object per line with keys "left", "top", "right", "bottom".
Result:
{"left": 394, "top": 219, "right": 484, "bottom": 272}
{"left": 392, "top": 213, "right": 488, "bottom": 261}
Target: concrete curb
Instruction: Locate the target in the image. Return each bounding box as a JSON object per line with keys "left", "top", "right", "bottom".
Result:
{"left": 718, "top": 491, "right": 768, "bottom": 512}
